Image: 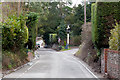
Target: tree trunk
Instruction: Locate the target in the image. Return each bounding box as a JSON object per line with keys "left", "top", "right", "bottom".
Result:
{"left": 18, "top": 0, "right": 21, "bottom": 16}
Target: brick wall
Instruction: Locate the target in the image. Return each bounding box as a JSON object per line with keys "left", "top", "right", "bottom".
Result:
{"left": 101, "top": 49, "right": 120, "bottom": 79}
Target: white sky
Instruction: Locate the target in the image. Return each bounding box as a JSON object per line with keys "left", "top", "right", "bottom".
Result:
{"left": 71, "top": 0, "right": 83, "bottom": 7}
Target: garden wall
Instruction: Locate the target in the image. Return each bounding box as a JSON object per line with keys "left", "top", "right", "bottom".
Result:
{"left": 101, "top": 49, "right": 120, "bottom": 79}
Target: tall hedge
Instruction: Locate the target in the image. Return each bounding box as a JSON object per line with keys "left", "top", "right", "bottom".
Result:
{"left": 91, "top": 2, "right": 120, "bottom": 52}
{"left": 26, "top": 12, "right": 39, "bottom": 50}
{"left": 91, "top": 3, "right": 97, "bottom": 47}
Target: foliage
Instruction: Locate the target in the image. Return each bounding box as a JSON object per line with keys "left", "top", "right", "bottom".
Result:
{"left": 2, "top": 14, "right": 28, "bottom": 51}
{"left": 72, "top": 35, "right": 81, "bottom": 46}
{"left": 8, "top": 64, "right": 12, "bottom": 69}
{"left": 61, "top": 48, "right": 71, "bottom": 51}
{"left": 2, "top": 49, "right": 28, "bottom": 70}
{"left": 71, "top": 3, "right": 91, "bottom": 36}
{"left": 91, "top": 2, "right": 120, "bottom": 52}
{"left": 49, "top": 34, "right": 57, "bottom": 44}
{"left": 64, "top": 41, "right": 66, "bottom": 47}
{"left": 29, "top": 2, "right": 62, "bottom": 44}
{"left": 91, "top": 3, "right": 98, "bottom": 48}
{"left": 74, "top": 3, "right": 91, "bottom": 22}
{"left": 109, "top": 22, "right": 120, "bottom": 50}
{"left": 26, "top": 12, "right": 39, "bottom": 50}
{"left": 26, "top": 2, "right": 92, "bottom": 44}
{"left": 57, "top": 21, "right": 67, "bottom": 40}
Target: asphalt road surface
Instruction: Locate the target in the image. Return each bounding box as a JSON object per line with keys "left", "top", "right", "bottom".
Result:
{"left": 3, "top": 48, "right": 98, "bottom": 79}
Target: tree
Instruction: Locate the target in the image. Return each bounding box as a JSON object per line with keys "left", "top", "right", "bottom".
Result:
{"left": 71, "top": 3, "right": 91, "bottom": 36}
{"left": 25, "top": 2, "right": 92, "bottom": 44}
{"left": 57, "top": 20, "right": 67, "bottom": 40}
{"left": 27, "top": 2, "right": 62, "bottom": 44}
{"left": 26, "top": 12, "right": 39, "bottom": 50}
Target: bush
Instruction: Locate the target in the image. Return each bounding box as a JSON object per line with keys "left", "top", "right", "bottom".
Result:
{"left": 2, "top": 14, "right": 28, "bottom": 51}
{"left": 91, "top": 2, "right": 120, "bottom": 52}
{"left": 26, "top": 12, "right": 39, "bottom": 50}
{"left": 72, "top": 36, "right": 81, "bottom": 46}
{"left": 109, "top": 22, "right": 120, "bottom": 50}
{"left": 64, "top": 40, "right": 66, "bottom": 46}
{"left": 57, "top": 21, "right": 67, "bottom": 40}
{"left": 49, "top": 34, "right": 57, "bottom": 44}
{"left": 2, "top": 49, "right": 28, "bottom": 70}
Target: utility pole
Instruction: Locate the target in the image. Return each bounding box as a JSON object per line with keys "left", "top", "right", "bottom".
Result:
{"left": 84, "top": 0, "right": 86, "bottom": 26}
{"left": 27, "top": 0, "right": 30, "bottom": 12}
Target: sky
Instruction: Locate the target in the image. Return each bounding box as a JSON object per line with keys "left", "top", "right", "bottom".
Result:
{"left": 71, "top": 0, "right": 83, "bottom": 7}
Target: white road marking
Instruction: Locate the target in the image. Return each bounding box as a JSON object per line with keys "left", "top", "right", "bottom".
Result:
{"left": 63, "top": 57, "right": 86, "bottom": 74}
{"left": 4, "top": 48, "right": 100, "bottom": 79}
{"left": 60, "top": 51, "right": 99, "bottom": 79}
{"left": 71, "top": 56, "right": 100, "bottom": 80}
{"left": 15, "top": 60, "right": 39, "bottom": 80}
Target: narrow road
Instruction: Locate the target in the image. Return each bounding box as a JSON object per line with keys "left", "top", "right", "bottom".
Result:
{"left": 3, "top": 48, "right": 98, "bottom": 79}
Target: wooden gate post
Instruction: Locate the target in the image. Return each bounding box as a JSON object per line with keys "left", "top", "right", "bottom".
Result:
{"left": 104, "top": 49, "right": 108, "bottom": 73}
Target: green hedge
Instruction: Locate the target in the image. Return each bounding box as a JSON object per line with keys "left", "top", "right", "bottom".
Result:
{"left": 91, "top": 3, "right": 97, "bottom": 47}
{"left": 26, "top": 12, "right": 39, "bottom": 50}
{"left": 91, "top": 2, "right": 120, "bottom": 51}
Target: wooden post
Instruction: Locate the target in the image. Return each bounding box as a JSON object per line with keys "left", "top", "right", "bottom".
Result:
{"left": 84, "top": 0, "right": 86, "bottom": 26}
{"left": 104, "top": 49, "right": 108, "bottom": 73}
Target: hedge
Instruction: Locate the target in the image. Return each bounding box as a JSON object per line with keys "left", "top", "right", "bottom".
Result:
{"left": 91, "top": 3, "right": 97, "bottom": 47}
{"left": 91, "top": 2, "right": 120, "bottom": 52}
{"left": 26, "top": 12, "right": 39, "bottom": 50}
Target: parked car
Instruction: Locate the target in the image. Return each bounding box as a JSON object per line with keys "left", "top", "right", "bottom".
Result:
{"left": 44, "top": 45, "right": 51, "bottom": 48}
{"left": 44, "top": 45, "right": 48, "bottom": 48}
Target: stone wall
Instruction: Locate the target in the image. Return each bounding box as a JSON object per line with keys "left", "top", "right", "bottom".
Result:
{"left": 101, "top": 49, "right": 120, "bottom": 79}
{"left": 101, "top": 49, "right": 105, "bottom": 74}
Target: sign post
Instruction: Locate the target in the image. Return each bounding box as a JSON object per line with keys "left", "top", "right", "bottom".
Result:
{"left": 65, "top": 25, "right": 70, "bottom": 49}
